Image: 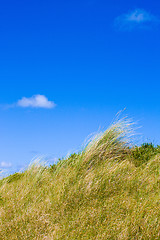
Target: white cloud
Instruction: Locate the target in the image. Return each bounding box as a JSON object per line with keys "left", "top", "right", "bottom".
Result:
{"left": 0, "top": 161, "right": 12, "bottom": 168}
{"left": 114, "top": 9, "right": 159, "bottom": 31}
{"left": 17, "top": 95, "right": 56, "bottom": 109}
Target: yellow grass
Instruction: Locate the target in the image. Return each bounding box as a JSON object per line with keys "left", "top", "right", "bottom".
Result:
{"left": 0, "top": 119, "right": 159, "bottom": 239}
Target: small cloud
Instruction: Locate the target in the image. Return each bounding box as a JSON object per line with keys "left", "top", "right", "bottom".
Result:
{"left": 17, "top": 95, "right": 56, "bottom": 109}
{"left": 0, "top": 161, "right": 12, "bottom": 168}
{"left": 114, "top": 9, "right": 159, "bottom": 31}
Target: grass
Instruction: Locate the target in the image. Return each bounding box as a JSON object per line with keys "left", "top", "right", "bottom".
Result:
{"left": 0, "top": 118, "right": 160, "bottom": 239}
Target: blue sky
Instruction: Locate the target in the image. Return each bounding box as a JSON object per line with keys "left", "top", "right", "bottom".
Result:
{"left": 0, "top": 0, "right": 160, "bottom": 176}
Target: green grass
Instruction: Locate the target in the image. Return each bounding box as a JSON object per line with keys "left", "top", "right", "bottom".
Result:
{"left": 0, "top": 119, "right": 160, "bottom": 239}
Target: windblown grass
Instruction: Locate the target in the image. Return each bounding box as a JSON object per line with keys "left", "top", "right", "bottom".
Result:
{"left": 83, "top": 117, "right": 133, "bottom": 164}
{"left": 0, "top": 118, "right": 159, "bottom": 239}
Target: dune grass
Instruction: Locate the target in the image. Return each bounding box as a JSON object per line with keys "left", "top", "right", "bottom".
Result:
{"left": 0, "top": 119, "right": 159, "bottom": 239}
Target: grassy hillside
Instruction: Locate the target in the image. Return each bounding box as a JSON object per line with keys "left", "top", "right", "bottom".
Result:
{"left": 0, "top": 119, "right": 160, "bottom": 239}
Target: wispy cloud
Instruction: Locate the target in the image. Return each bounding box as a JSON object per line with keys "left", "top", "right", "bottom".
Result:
{"left": 17, "top": 94, "right": 56, "bottom": 109}
{"left": 0, "top": 94, "right": 56, "bottom": 109}
{"left": 114, "top": 9, "right": 159, "bottom": 31}
{"left": 0, "top": 161, "right": 12, "bottom": 168}
{"left": 3, "top": 94, "right": 56, "bottom": 109}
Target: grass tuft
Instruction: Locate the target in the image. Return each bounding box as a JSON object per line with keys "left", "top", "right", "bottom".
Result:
{"left": 83, "top": 117, "right": 133, "bottom": 166}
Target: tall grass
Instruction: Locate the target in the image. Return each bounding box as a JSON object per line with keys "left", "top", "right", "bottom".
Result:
{"left": 0, "top": 118, "right": 159, "bottom": 239}
{"left": 83, "top": 117, "right": 133, "bottom": 165}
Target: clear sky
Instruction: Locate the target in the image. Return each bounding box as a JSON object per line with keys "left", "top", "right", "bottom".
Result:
{"left": 0, "top": 0, "right": 160, "bottom": 176}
